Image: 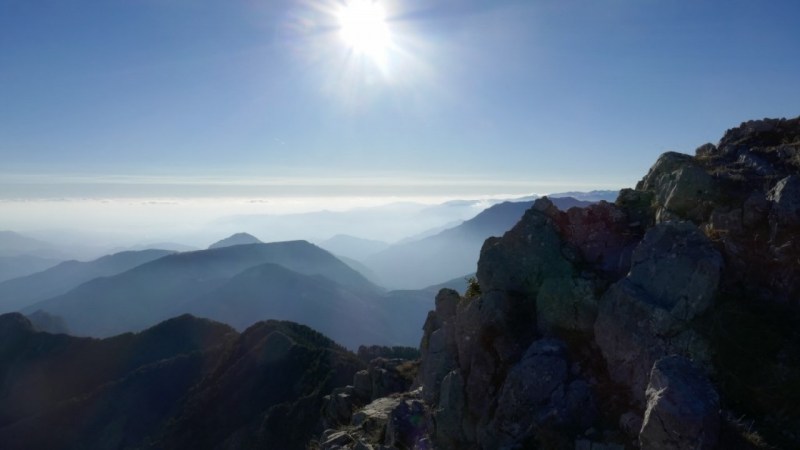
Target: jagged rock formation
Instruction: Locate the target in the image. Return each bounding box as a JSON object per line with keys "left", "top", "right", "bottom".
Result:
{"left": 320, "top": 116, "right": 800, "bottom": 449}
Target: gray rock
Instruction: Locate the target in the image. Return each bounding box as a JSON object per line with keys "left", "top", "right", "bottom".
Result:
{"left": 477, "top": 198, "right": 574, "bottom": 295}
{"left": 434, "top": 370, "right": 467, "bottom": 448}
{"left": 742, "top": 192, "right": 769, "bottom": 229}
{"left": 639, "top": 355, "right": 720, "bottom": 450}
{"left": 354, "top": 370, "right": 372, "bottom": 400}
{"left": 417, "top": 289, "right": 459, "bottom": 404}
{"left": 767, "top": 175, "right": 800, "bottom": 239}
{"left": 536, "top": 276, "right": 597, "bottom": 334}
{"left": 352, "top": 397, "right": 403, "bottom": 443}
{"left": 323, "top": 386, "right": 358, "bottom": 427}
{"left": 636, "top": 152, "right": 718, "bottom": 223}
{"left": 562, "top": 200, "right": 641, "bottom": 279}
{"left": 595, "top": 222, "right": 721, "bottom": 405}
{"left": 322, "top": 430, "right": 354, "bottom": 448}
{"left": 385, "top": 399, "right": 429, "bottom": 449}
{"left": 369, "top": 358, "right": 414, "bottom": 400}
{"left": 626, "top": 221, "right": 722, "bottom": 323}
{"left": 482, "top": 339, "right": 595, "bottom": 448}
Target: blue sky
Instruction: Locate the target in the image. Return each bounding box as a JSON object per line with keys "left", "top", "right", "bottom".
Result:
{"left": 1, "top": 0, "right": 799, "bottom": 200}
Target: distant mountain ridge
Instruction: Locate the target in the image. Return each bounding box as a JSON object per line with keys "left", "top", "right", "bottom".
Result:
{"left": 0, "top": 255, "right": 61, "bottom": 283}
{"left": 363, "top": 197, "right": 596, "bottom": 289}
{"left": 18, "top": 241, "right": 437, "bottom": 348}
{"left": 24, "top": 241, "right": 381, "bottom": 339}
{"left": 0, "top": 249, "right": 175, "bottom": 313}
{"left": 0, "top": 231, "right": 61, "bottom": 258}
{"left": 317, "top": 234, "right": 389, "bottom": 260}
{"left": 208, "top": 232, "right": 262, "bottom": 249}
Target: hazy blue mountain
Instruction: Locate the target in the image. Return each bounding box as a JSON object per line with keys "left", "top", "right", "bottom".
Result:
{"left": 187, "top": 263, "right": 400, "bottom": 348}
{"left": 365, "top": 197, "right": 595, "bottom": 289}
{"left": 208, "top": 232, "right": 263, "bottom": 249}
{"left": 424, "top": 273, "right": 474, "bottom": 295}
{"left": 0, "top": 231, "right": 61, "bottom": 258}
{"left": 214, "top": 201, "right": 491, "bottom": 243}
{"left": 317, "top": 234, "right": 389, "bottom": 260}
{"left": 112, "top": 242, "right": 199, "bottom": 253}
{"left": 0, "top": 255, "right": 61, "bottom": 283}
{"left": 511, "top": 190, "right": 618, "bottom": 203}
{"left": 330, "top": 254, "right": 385, "bottom": 287}
{"left": 0, "top": 249, "right": 175, "bottom": 313}
{"left": 25, "top": 241, "right": 382, "bottom": 339}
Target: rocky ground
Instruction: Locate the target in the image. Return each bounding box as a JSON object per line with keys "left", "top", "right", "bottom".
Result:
{"left": 310, "top": 117, "right": 800, "bottom": 450}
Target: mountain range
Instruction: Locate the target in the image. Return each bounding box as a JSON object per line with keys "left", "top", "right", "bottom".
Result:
{"left": 0, "top": 249, "right": 175, "bottom": 314}
{"left": 16, "top": 241, "right": 432, "bottom": 349}
{"left": 0, "top": 313, "right": 363, "bottom": 449}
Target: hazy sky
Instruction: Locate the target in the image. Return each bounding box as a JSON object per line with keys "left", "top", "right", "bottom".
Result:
{"left": 1, "top": 0, "right": 799, "bottom": 231}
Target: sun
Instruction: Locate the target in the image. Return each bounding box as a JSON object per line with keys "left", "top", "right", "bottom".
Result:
{"left": 336, "top": 0, "right": 391, "bottom": 60}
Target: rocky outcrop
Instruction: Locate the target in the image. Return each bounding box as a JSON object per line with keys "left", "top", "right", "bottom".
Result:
{"left": 405, "top": 117, "right": 800, "bottom": 450}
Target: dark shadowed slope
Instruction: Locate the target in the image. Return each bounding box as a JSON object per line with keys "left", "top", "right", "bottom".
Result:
{"left": 0, "top": 313, "right": 235, "bottom": 431}
{"left": 0, "top": 313, "right": 363, "bottom": 450}
{"left": 25, "top": 241, "right": 381, "bottom": 338}
{"left": 365, "top": 197, "right": 593, "bottom": 289}
{"left": 0, "top": 249, "right": 175, "bottom": 313}
{"left": 154, "top": 320, "right": 364, "bottom": 449}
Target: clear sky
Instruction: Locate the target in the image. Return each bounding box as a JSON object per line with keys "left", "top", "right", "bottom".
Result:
{"left": 1, "top": 0, "right": 799, "bottom": 202}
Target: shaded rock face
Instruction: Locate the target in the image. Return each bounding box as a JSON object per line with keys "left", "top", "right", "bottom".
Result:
{"left": 639, "top": 356, "right": 720, "bottom": 450}
{"left": 409, "top": 117, "right": 800, "bottom": 449}
{"left": 482, "top": 339, "right": 596, "bottom": 449}
{"left": 595, "top": 221, "right": 722, "bottom": 405}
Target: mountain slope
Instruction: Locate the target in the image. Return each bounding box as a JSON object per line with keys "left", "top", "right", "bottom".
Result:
{"left": 25, "top": 241, "right": 381, "bottom": 338}
{"left": 186, "top": 263, "right": 389, "bottom": 349}
{"left": 317, "top": 234, "right": 389, "bottom": 260}
{"left": 0, "top": 313, "right": 363, "bottom": 450}
{"left": 0, "top": 249, "right": 174, "bottom": 313}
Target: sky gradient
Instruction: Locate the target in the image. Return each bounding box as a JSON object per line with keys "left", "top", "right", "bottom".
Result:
{"left": 2, "top": 0, "right": 799, "bottom": 201}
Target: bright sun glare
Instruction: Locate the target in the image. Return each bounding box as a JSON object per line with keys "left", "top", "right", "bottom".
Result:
{"left": 337, "top": 0, "right": 390, "bottom": 60}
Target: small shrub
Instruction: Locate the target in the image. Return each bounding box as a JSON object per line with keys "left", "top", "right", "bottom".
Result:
{"left": 465, "top": 276, "right": 481, "bottom": 299}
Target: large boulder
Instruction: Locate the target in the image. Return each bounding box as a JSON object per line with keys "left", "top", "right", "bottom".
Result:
{"left": 639, "top": 355, "right": 720, "bottom": 450}
{"left": 595, "top": 221, "right": 722, "bottom": 405}
{"left": 636, "top": 152, "right": 719, "bottom": 223}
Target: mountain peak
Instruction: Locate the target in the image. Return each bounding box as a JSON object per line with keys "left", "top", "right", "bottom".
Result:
{"left": 208, "top": 233, "right": 263, "bottom": 249}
